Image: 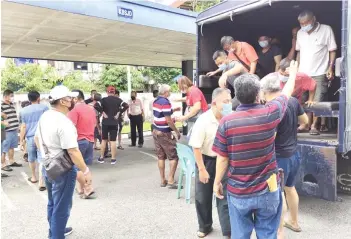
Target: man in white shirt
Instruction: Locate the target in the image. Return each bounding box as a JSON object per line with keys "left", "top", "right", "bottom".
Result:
{"left": 296, "top": 10, "right": 337, "bottom": 135}
{"left": 188, "top": 88, "right": 232, "bottom": 238}
{"left": 128, "top": 91, "right": 144, "bottom": 148}
{"left": 36, "top": 85, "right": 93, "bottom": 238}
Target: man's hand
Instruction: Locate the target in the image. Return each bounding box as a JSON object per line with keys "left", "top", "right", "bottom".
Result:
{"left": 176, "top": 116, "right": 187, "bottom": 122}
{"left": 2, "top": 120, "right": 9, "bottom": 127}
{"left": 20, "top": 142, "right": 25, "bottom": 151}
{"left": 206, "top": 71, "right": 216, "bottom": 77}
{"left": 305, "top": 101, "right": 315, "bottom": 107}
{"left": 326, "top": 67, "right": 334, "bottom": 80}
{"left": 114, "top": 112, "right": 120, "bottom": 120}
{"left": 84, "top": 171, "right": 92, "bottom": 185}
{"left": 1, "top": 113, "right": 7, "bottom": 119}
{"left": 173, "top": 107, "right": 181, "bottom": 112}
{"left": 214, "top": 182, "right": 224, "bottom": 199}
{"left": 102, "top": 112, "right": 108, "bottom": 118}
{"left": 199, "top": 168, "right": 210, "bottom": 184}
{"left": 175, "top": 131, "right": 181, "bottom": 140}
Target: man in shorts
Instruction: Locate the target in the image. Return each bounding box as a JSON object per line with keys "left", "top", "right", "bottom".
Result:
{"left": 98, "top": 86, "right": 128, "bottom": 164}
{"left": 115, "top": 90, "right": 129, "bottom": 150}
{"left": 152, "top": 84, "right": 180, "bottom": 189}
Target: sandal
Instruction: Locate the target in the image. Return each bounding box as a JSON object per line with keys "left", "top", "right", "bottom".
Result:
{"left": 28, "top": 177, "right": 38, "bottom": 183}
{"left": 39, "top": 187, "right": 46, "bottom": 191}
{"left": 320, "top": 125, "right": 328, "bottom": 132}
{"left": 167, "top": 181, "right": 183, "bottom": 189}
{"left": 309, "top": 128, "right": 320, "bottom": 135}
{"left": 197, "top": 227, "right": 213, "bottom": 238}
{"left": 284, "top": 222, "right": 302, "bottom": 232}
{"left": 117, "top": 146, "right": 124, "bottom": 150}
{"left": 80, "top": 191, "right": 95, "bottom": 199}
{"left": 160, "top": 180, "right": 168, "bottom": 187}
{"left": 1, "top": 166, "right": 13, "bottom": 172}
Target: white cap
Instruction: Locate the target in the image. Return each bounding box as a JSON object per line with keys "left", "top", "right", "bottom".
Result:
{"left": 49, "top": 85, "right": 79, "bottom": 101}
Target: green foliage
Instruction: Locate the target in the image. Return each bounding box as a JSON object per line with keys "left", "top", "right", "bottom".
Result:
{"left": 99, "top": 65, "right": 145, "bottom": 91}
{"left": 62, "top": 71, "right": 95, "bottom": 92}
{"left": 194, "top": 0, "right": 220, "bottom": 12}
{"left": 141, "top": 67, "right": 181, "bottom": 92}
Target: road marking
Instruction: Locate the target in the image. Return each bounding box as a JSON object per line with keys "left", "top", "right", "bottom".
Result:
{"left": 20, "top": 171, "right": 47, "bottom": 201}
{"left": 140, "top": 151, "right": 158, "bottom": 160}
{"left": 1, "top": 186, "right": 16, "bottom": 211}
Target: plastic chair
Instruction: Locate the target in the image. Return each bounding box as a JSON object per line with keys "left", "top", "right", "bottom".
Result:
{"left": 176, "top": 143, "right": 196, "bottom": 204}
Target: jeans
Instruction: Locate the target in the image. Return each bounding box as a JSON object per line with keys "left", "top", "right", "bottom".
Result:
{"left": 277, "top": 152, "right": 301, "bottom": 187}
{"left": 130, "top": 114, "right": 143, "bottom": 146}
{"left": 26, "top": 136, "right": 41, "bottom": 163}
{"left": 45, "top": 168, "right": 77, "bottom": 239}
{"left": 195, "top": 155, "right": 230, "bottom": 236}
{"left": 228, "top": 189, "right": 282, "bottom": 239}
{"left": 1, "top": 130, "right": 18, "bottom": 153}
{"left": 78, "top": 139, "right": 94, "bottom": 165}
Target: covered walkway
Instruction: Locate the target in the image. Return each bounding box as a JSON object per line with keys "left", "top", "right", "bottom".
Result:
{"left": 1, "top": 0, "right": 197, "bottom": 68}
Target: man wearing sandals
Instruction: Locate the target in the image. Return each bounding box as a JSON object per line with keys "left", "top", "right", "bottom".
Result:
{"left": 36, "top": 85, "right": 93, "bottom": 238}
{"left": 296, "top": 10, "right": 337, "bottom": 135}
{"left": 189, "top": 88, "right": 232, "bottom": 238}
{"left": 260, "top": 73, "right": 309, "bottom": 238}
{"left": 19, "top": 91, "right": 48, "bottom": 191}
{"left": 68, "top": 90, "right": 96, "bottom": 198}
{"left": 212, "top": 61, "right": 298, "bottom": 239}
{"left": 152, "top": 84, "right": 180, "bottom": 189}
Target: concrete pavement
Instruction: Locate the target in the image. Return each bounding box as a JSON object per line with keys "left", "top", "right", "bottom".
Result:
{"left": 1, "top": 136, "right": 351, "bottom": 239}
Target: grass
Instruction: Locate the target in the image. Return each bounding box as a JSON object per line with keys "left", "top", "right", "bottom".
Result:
{"left": 121, "top": 122, "right": 182, "bottom": 134}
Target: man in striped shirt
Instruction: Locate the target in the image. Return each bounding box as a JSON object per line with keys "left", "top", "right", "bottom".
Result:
{"left": 1, "top": 90, "right": 22, "bottom": 173}
{"left": 212, "top": 61, "right": 298, "bottom": 239}
{"left": 152, "top": 84, "right": 180, "bottom": 189}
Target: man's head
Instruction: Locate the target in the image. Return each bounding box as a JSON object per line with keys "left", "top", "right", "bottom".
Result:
{"left": 71, "top": 89, "right": 85, "bottom": 107}
{"left": 28, "top": 91, "right": 40, "bottom": 103}
{"left": 212, "top": 50, "right": 228, "bottom": 68}
{"left": 106, "top": 86, "right": 116, "bottom": 96}
{"left": 220, "top": 36, "right": 235, "bottom": 52}
{"left": 298, "top": 10, "right": 316, "bottom": 32}
{"left": 131, "top": 90, "right": 137, "bottom": 100}
{"left": 258, "top": 36, "right": 271, "bottom": 48}
{"left": 90, "top": 90, "right": 97, "bottom": 99}
{"left": 49, "top": 85, "right": 79, "bottom": 114}
{"left": 93, "top": 93, "right": 102, "bottom": 102}
{"left": 234, "top": 74, "right": 261, "bottom": 104}
{"left": 3, "top": 90, "right": 14, "bottom": 103}
{"left": 152, "top": 90, "right": 159, "bottom": 98}
{"left": 177, "top": 75, "right": 193, "bottom": 94}
{"left": 158, "top": 84, "right": 171, "bottom": 98}
{"left": 278, "top": 58, "right": 292, "bottom": 83}
{"left": 211, "top": 88, "right": 232, "bottom": 117}
{"left": 260, "top": 73, "right": 282, "bottom": 102}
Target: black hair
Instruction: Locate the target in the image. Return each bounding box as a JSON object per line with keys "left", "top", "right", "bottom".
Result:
{"left": 152, "top": 90, "right": 159, "bottom": 98}
{"left": 72, "top": 89, "right": 85, "bottom": 100}
{"left": 21, "top": 101, "right": 31, "bottom": 108}
{"left": 116, "top": 90, "right": 120, "bottom": 95}
{"left": 3, "top": 89, "right": 13, "bottom": 96}
{"left": 93, "top": 93, "right": 102, "bottom": 101}
{"left": 91, "top": 89, "right": 97, "bottom": 94}
{"left": 212, "top": 50, "right": 227, "bottom": 61}
{"left": 28, "top": 91, "right": 40, "bottom": 102}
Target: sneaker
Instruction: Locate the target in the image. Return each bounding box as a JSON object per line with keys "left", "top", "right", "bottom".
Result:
{"left": 97, "top": 157, "right": 105, "bottom": 164}
{"left": 111, "top": 159, "right": 117, "bottom": 165}
{"left": 64, "top": 227, "right": 73, "bottom": 236}
{"left": 138, "top": 144, "right": 143, "bottom": 148}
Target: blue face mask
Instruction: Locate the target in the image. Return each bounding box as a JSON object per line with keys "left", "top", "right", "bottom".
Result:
{"left": 218, "top": 63, "right": 227, "bottom": 71}
{"left": 259, "top": 40, "right": 269, "bottom": 48}
{"left": 221, "top": 103, "right": 233, "bottom": 116}
{"left": 301, "top": 24, "right": 313, "bottom": 32}
{"left": 279, "top": 73, "right": 289, "bottom": 83}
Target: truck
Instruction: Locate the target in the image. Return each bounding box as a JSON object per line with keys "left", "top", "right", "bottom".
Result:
{"left": 195, "top": 0, "right": 350, "bottom": 201}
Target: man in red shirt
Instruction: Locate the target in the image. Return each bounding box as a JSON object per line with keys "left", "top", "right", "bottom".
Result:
{"left": 276, "top": 58, "right": 317, "bottom": 131}
{"left": 68, "top": 90, "right": 96, "bottom": 198}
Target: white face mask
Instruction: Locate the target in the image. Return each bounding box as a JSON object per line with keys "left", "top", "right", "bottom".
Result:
{"left": 278, "top": 73, "right": 289, "bottom": 83}
{"left": 259, "top": 40, "right": 269, "bottom": 48}
{"left": 301, "top": 23, "right": 313, "bottom": 32}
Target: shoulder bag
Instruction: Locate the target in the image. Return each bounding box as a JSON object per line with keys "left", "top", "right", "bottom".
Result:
{"left": 38, "top": 121, "right": 73, "bottom": 180}
{"left": 233, "top": 52, "right": 266, "bottom": 79}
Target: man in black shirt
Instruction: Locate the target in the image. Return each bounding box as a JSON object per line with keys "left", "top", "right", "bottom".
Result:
{"left": 97, "top": 86, "right": 128, "bottom": 164}
{"left": 258, "top": 35, "right": 282, "bottom": 75}
{"left": 260, "top": 73, "right": 308, "bottom": 238}
{"left": 84, "top": 89, "right": 97, "bottom": 105}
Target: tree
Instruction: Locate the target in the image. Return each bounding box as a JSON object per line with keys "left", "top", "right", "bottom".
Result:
{"left": 62, "top": 71, "right": 95, "bottom": 92}
{"left": 193, "top": 0, "right": 220, "bottom": 12}
{"left": 98, "top": 65, "right": 145, "bottom": 91}
{"left": 140, "top": 67, "right": 181, "bottom": 92}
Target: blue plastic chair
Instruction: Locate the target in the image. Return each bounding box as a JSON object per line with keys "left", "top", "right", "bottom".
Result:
{"left": 176, "top": 143, "right": 196, "bottom": 204}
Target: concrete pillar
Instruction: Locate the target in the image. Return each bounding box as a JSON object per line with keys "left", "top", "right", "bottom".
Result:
{"left": 181, "top": 60, "right": 193, "bottom": 136}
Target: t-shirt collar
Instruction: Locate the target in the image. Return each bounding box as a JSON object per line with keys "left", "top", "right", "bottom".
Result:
{"left": 236, "top": 103, "right": 263, "bottom": 111}
{"left": 209, "top": 108, "right": 219, "bottom": 123}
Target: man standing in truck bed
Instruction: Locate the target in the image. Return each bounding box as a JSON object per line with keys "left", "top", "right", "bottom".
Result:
{"left": 296, "top": 10, "right": 337, "bottom": 135}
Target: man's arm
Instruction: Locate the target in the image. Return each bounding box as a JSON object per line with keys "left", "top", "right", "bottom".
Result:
{"left": 327, "top": 51, "right": 336, "bottom": 80}
{"left": 249, "top": 60, "right": 257, "bottom": 74}
{"left": 274, "top": 55, "right": 282, "bottom": 72}
{"left": 222, "top": 64, "right": 243, "bottom": 77}
{"left": 298, "top": 113, "right": 309, "bottom": 125}
{"left": 214, "top": 155, "right": 229, "bottom": 199}
{"left": 296, "top": 51, "right": 300, "bottom": 65}
{"left": 174, "top": 97, "right": 186, "bottom": 103}
{"left": 287, "top": 38, "right": 297, "bottom": 60}
{"left": 67, "top": 148, "right": 88, "bottom": 172}
{"left": 182, "top": 102, "right": 201, "bottom": 121}
{"left": 281, "top": 60, "right": 298, "bottom": 98}
{"left": 164, "top": 115, "right": 179, "bottom": 135}
{"left": 19, "top": 123, "right": 26, "bottom": 148}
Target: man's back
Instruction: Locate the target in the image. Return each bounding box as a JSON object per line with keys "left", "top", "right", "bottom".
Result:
{"left": 21, "top": 104, "right": 49, "bottom": 138}
{"left": 68, "top": 103, "right": 96, "bottom": 142}
{"left": 275, "top": 97, "right": 304, "bottom": 158}
{"left": 101, "top": 96, "right": 123, "bottom": 125}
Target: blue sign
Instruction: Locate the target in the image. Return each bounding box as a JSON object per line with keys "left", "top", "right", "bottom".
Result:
{"left": 117, "top": 7, "right": 133, "bottom": 19}
{"left": 14, "top": 58, "right": 34, "bottom": 66}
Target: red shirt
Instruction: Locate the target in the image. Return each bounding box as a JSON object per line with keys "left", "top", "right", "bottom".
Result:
{"left": 186, "top": 86, "right": 208, "bottom": 112}
{"left": 228, "top": 42, "right": 259, "bottom": 70}
{"left": 279, "top": 72, "right": 316, "bottom": 103}
{"left": 68, "top": 103, "right": 96, "bottom": 142}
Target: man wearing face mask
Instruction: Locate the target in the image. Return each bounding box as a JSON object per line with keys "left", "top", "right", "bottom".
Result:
{"left": 152, "top": 84, "right": 180, "bottom": 189}
{"left": 270, "top": 58, "right": 316, "bottom": 131}
{"left": 1, "top": 89, "right": 22, "bottom": 174}
{"left": 189, "top": 88, "right": 232, "bottom": 239}
{"left": 296, "top": 10, "right": 337, "bottom": 135}
{"left": 128, "top": 91, "right": 144, "bottom": 148}
{"left": 36, "top": 85, "right": 93, "bottom": 238}
{"left": 258, "top": 35, "right": 282, "bottom": 74}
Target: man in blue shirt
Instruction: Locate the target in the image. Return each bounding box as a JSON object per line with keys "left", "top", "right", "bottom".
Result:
{"left": 20, "top": 91, "right": 49, "bottom": 190}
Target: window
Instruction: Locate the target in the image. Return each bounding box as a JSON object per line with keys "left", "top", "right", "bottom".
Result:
{"left": 74, "top": 62, "right": 88, "bottom": 71}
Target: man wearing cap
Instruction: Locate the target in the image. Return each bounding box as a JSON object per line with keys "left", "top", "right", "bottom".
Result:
{"left": 35, "top": 85, "right": 93, "bottom": 238}
{"left": 98, "top": 86, "right": 128, "bottom": 164}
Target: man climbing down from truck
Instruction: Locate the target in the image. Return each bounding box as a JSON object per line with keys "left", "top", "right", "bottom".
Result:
{"left": 296, "top": 10, "right": 337, "bottom": 135}
{"left": 260, "top": 72, "right": 309, "bottom": 238}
